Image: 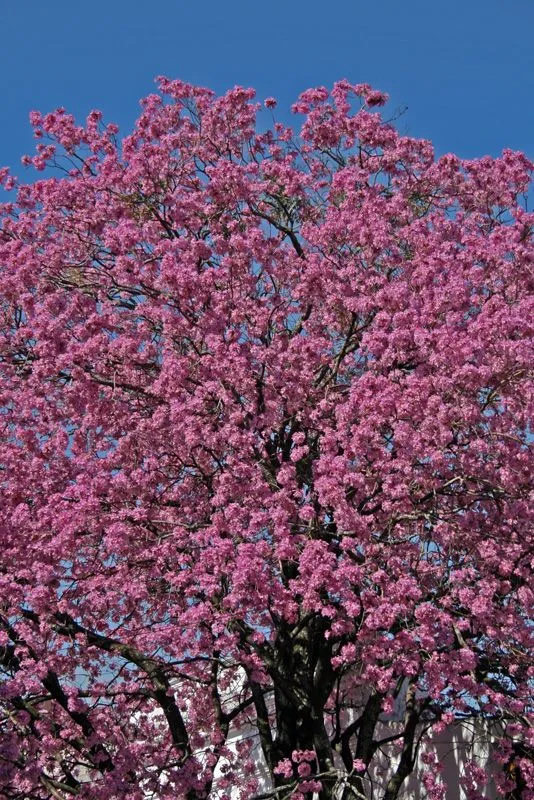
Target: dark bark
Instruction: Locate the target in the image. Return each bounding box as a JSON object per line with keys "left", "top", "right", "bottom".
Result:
{"left": 382, "top": 685, "right": 419, "bottom": 800}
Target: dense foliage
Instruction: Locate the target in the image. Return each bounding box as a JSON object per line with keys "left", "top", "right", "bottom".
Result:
{"left": 0, "top": 79, "right": 532, "bottom": 799}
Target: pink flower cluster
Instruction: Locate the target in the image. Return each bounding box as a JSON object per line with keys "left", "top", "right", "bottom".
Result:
{"left": 0, "top": 78, "right": 532, "bottom": 798}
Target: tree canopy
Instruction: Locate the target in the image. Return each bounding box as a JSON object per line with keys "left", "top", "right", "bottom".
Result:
{"left": 0, "top": 79, "right": 532, "bottom": 799}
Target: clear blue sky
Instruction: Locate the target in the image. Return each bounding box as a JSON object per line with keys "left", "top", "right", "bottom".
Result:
{"left": 1, "top": 0, "right": 533, "bottom": 175}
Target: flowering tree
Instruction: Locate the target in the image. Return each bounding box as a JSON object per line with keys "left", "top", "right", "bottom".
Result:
{"left": 0, "top": 79, "right": 532, "bottom": 800}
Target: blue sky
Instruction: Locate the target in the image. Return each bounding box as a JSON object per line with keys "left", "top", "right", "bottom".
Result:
{"left": 1, "top": 0, "right": 533, "bottom": 175}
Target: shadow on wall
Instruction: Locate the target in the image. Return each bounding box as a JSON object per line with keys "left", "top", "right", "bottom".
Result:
{"left": 214, "top": 709, "right": 499, "bottom": 798}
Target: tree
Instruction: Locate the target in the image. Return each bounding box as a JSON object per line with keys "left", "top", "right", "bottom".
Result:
{"left": 0, "top": 78, "right": 532, "bottom": 800}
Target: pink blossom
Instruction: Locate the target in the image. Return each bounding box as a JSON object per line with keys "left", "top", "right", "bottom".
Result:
{"left": 273, "top": 759, "right": 293, "bottom": 778}
{"left": 0, "top": 76, "right": 531, "bottom": 799}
